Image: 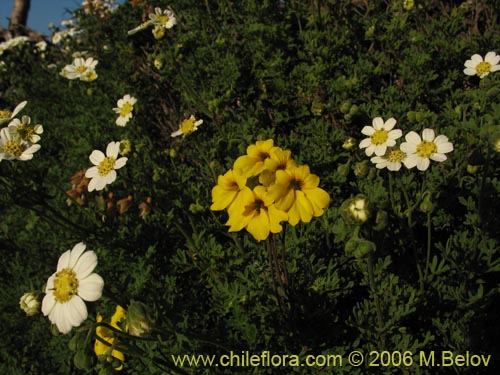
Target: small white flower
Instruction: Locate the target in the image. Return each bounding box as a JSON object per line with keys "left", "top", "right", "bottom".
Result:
{"left": 359, "top": 117, "right": 402, "bottom": 156}
{"left": 85, "top": 141, "right": 128, "bottom": 192}
{"left": 20, "top": 292, "right": 40, "bottom": 316}
{"left": 113, "top": 94, "right": 137, "bottom": 126}
{"left": 349, "top": 196, "right": 370, "bottom": 223}
{"left": 35, "top": 41, "right": 47, "bottom": 52}
{"left": 464, "top": 52, "right": 500, "bottom": 78}
{"left": 0, "top": 127, "right": 41, "bottom": 161}
{"left": 41, "top": 242, "right": 104, "bottom": 334}
{"left": 149, "top": 7, "right": 177, "bottom": 29}
{"left": 0, "top": 100, "right": 27, "bottom": 125}
{"left": 60, "top": 57, "right": 98, "bottom": 81}
{"left": 171, "top": 115, "right": 203, "bottom": 138}
{"left": 400, "top": 129, "right": 454, "bottom": 171}
{"left": 370, "top": 148, "right": 407, "bottom": 171}
{"left": 8, "top": 115, "right": 43, "bottom": 143}
{"left": 51, "top": 31, "right": 64, "bottom": 44}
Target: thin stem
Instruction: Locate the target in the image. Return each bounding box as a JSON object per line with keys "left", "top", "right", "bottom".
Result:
{"left": 367, "top": 254, "right": 385, "bottom": 349}
{"left": 423, "top": 212, "right": 432, "bottom": 284}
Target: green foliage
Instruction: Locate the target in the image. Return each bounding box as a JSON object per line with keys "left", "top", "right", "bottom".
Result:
{"left": 1, "top": 0, "right": 500, "bottom": 374}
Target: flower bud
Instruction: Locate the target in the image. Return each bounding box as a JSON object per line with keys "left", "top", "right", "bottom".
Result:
{"left": 492, "top": 138, "right": 500, "bottom": 153}
{"left": 337, "top": 162, "right": 350, "bottom": 177}
{"left": 373, "top": 210, "right": 388, "bottom": 231}
{"left": 152, "top": 25, "right": 165, "bottom": 40}
{"left": 354, "top": 160, "right": 370, "bottom": 178}
{"left": 154, "top": 58, "right": 163, "bottom": 70}
{"left": 353, "top": 239, "right": 376, "bottom": 259}
{"left": 342, "top": 136, "right": 356, "bottom": 150}
{"left": 339, "top": 100, "right": 352, "bottom": 114}
{"left": 419, "top": 194, "right": 434, "bottom": 213}
{"left": 119, "top": 140, "right": 132, "bottom": 156}
{"left": 74, "top": 349, "right": 96, "bottom": 370}
{"left": 127, "top": 301, "right": 154, "bottom": 337}
{"left": 19, "top": 292, "right": 40, "bottom": 316}
{"left": 343, "top": 195, "right": 371, "bottom": 224}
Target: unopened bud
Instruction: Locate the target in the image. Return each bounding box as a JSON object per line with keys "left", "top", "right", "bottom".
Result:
{"left": 152, "top": 25, "right": 165, "bottom": 40}
{"left": 19, "top": 292, "right": 40, "bottom": 316}
{"left": 127, "top": 301, "right": 154, "bottom": 337}
{"left": 342, "top": 136, "right": 356, "bottom": 150}
{"left": 354, "top": 160, "right": 370, "bottom": 178}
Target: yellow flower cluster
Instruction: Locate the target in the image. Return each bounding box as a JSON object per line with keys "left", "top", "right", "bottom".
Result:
{"left": 211, "top": 139, "right": 330, "bottom": 241}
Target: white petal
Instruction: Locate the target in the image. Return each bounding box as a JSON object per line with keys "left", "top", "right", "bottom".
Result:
{"left": 374, "top": 144, "right": 387, "bottom": 156}
{"left": 416, "top": 158, "right": 430, "bottom": 171}
{"left": 403, "top": 154, "right": 418, "bottom": 168}
{"left": 66, "top": 296, "right": 88, "bottom": 327}
{"left": 384, "top": 117, "right": 397, "bottom": 130}
{"left": 405, "top": 131, "right": 421, "bottom": 145}
{"left": 430, "top": 153, "right": 447, "bottom": 162}
{"left": 106, "top": 141, "right": 120, "bottom": 158}
{"left": 105, "top": 170, "right": 117, "bottom": 185}
{"left": 464, "top": 60, "right": 476, "bottom": 69}
{"left": 73, "top": 250, "right": 97, "bottom": 279}
{"left": 470, "top": 54, "right": 483, "bottom": 64}
{"left": 359, "top": 138, "right": 372, "bottom": 149}
{"left": 87, "top": 177, "right": 98, "bottom": 192}
{"left": 41, "top": 291, "right": 56, "bottom": 316}
{"left": 89, "top": 150, "right": 105, "bottom": 165}
{"left": 57, "top": 249, "right": 71, "bottom": 271}
{"left": 56, "top": 304, "right": 74, "bottom": 334}
{"left": 484, "top": 52, "right": 500, "bottom": 65}
{"left": 400, "top": 142, "right": 415, "bottom": 154}
{"left": 421, "top": 129, "right": 435, "bottom": 142}
{"left": 389, "top": 129, "right": 402, "bottom": 140}
{"left": 85, "top": 166, "right": 99, "bottom": 178}
{"left": 361, "top": 126, "right": 375, "bottom": 136}
{"left": 78, "top": 273, "right": 104, "bottom": 301}
{"left": 69, "top": 242, "right": 87, "bottom": 268}
{"left": 372, "top": 117, "right": 384, "bottom": 129}
{"left": 490, "top": 65, "right": 500, "bottom": 72}
{"left": 365, "top": 144, "right": 376, "bottom": 156}
{"left": 11, "top": 101, "right": 27, "bottom": 118}
{"left": 114, "top": 157, "right": 128, "bottom": 169}
{"left": 171, "top": 129, "right": 182, "bottom": 137}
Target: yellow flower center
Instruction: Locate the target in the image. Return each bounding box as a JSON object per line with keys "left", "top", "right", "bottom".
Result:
{"left": 0, "top": 109, "right": 12, "bottom": 119}
{"left": 371, "top": 129, "right": 389, "bottom": 145}
{"left": 98, "top": 156, "right": 116, "bottom": 176}
{"left": 156, "top": 15, "right": 169, "bottom": 25}
{"left": 120, "top": 103, "right": 133, "bottom": 117}
{"left": 250, "top": 198, "right": 265, "bottom": 213}
{"left": 17, "top": 123, "right": 35, "bottom": 142}
{"left": 76, "top": 65, "right": 87, "bottom": 74}
{"left": 3, "top": 140, "right": 23, "bottom": 156}
{"left": 290, "top": 178, "right": 303, "bottom": 191}
{"left": 53, "top": 268, "right": 79, "bottom": 303}
{"left": 476, "top": 61, "right": 492, "bottom": 77}
{"left": 387, "top": 149, "right": 406, "bottom": 162}
{"left": 180, "top": 118, "right": 195, "bottom": 135}
{"left": 416, "top": 141, "right": 437, "bottom": 158}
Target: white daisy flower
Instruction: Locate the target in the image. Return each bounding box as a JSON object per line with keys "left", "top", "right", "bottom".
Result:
{"left": 8, "top": 115, "right": 43, "bottom": 143}
{"left": 0, "top": 127, "right": 41, "bottom": 161}
{"left": 85, "top": 141, "right": 128, "bottom": 192}
{"left": 41, "top": 242, "right": 104, "bottom": 334}
{"left": 113, "top": 94, "right": 137, "bottom": 126}
{"left": 370, "top": 148, "right": 407, "bottom": 171}
{"left": 464, "top": 52, "right": 500, "bottom": 78}
{"left": 359, "top": 117, "right": 402, "bottom": 156}
{"left": 400, "top": 129, "right": 453, "bottom": 171}
{"left": 60, "top": 57, "right": 98, "bottom": 81}
{"left": 171, "top": 115, "right": 203, "bottom": 138}
{"left": 149, "top": 7, "right": 177, "bottom": 29}
{"left": 0, "top": 100, "right": 27, "bottom": 125}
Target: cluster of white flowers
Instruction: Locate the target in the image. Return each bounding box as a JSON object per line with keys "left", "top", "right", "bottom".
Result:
{"left": 128, "top": 7, "right": 177, "bottom": 39}
{"left": 51, "top": 20, "right": 81, "bottom": 45}
{"left": 0, "top": 36, "right": 29, "bottom": 57}
{"left": 0, "top": 101, "right": 42, "bottom": 161}
{"left": 60, "top": 56, "right": 98, "bottom": 82}
{"left": 360, "top": 117, "right": 453, "bottom": 172}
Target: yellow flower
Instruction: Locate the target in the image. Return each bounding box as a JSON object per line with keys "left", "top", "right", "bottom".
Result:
{"left": 233, "top": 139, "right": 276, "bottom": 177}
{"left": 259, "top": 146, "right": 297, "bottom": 186}
{"left": 95, "top": 306, "right": 127, "bottom": 371}
{"left": 226, "top": 186, "right": 288, "bottom": 241}
{"left": 267, "top": 165, "right": 330, "bottom": 226}
{"left": 210, "top": 169, "right": 253, "bottom": 214}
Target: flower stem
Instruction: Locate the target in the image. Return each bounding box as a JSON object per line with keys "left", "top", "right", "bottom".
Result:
{"left": 367, "top": 254, "right": 385, "bottom": 349}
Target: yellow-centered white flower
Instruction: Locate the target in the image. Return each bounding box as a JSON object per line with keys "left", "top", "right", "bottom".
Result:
{"left": 370, "top": 148, "right": 407, "bottom": 171}
{"left": 0, "top": 127, "right": 41, "bottom": 161}
{"left": 41, "top": 242, "right": 104, "bottom": 334}
{"left": 8, "top": 115, "right": 43, "bottom": 143}
{"left": 60, "top": 57, "right": 98, "bottom": 81}
{"left": 464, "top": 52, "right": 500, "bottom": 78}
{"left": 400, "top": 129, "right": 453, "bottom": 171}
{"left": 359, "top": 117, "right": 402, "bottom": 156}
{"left": 85, "top": 141, "right": 128, "bottom": 191}
{"left": 113, "top": 94, "right": 137, "bottom": 126}
{"left": 171, "top": 115, "right": 203, "bottom": 138}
